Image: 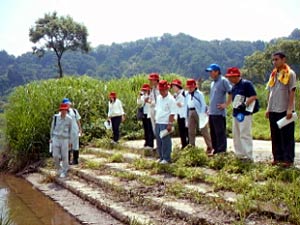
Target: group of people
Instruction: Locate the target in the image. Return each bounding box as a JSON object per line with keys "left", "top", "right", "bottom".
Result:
{"left": 51, "top": 50, "right": 297, "bottom": 177}
{"left": 133, "top": 51, "right": 296, "bottom": 166}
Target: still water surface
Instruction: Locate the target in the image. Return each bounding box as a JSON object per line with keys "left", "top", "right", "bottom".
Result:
{"left": 0, "top": 174, "right": 81, "bottom": 225}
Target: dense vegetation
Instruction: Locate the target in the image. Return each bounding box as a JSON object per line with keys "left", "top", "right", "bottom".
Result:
{"left": 1, "top": 75, "right": 299, "bottom": 172}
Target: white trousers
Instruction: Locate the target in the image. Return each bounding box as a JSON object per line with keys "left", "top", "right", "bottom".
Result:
{"left": 71, "top": 131, "right": 79, "bottom": 151}
{"left": 232, "top": 115, "right": 253, "bottom": 160}
{"left": 52, "top": 137, "right": 69, "bottom": 174}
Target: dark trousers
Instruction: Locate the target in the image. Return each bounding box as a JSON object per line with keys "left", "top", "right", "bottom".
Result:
{"left": 111, "top": 116, "right": 122, "bottom": 142}
{"left": 209, "top": 115, "right": 227, "bottom": 153}
{"left": 269, "top": 112, "right": 295, "bottom": 163}
{"left": 142, "top": 115, "right": 154, "bottom": 147}
{"left": 177, "top": 115, "right": 188, "bottom": 149}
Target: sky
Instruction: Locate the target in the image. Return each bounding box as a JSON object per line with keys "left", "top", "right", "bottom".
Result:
{"left": 0, "top": 0, "right": 299, "bottom": 56}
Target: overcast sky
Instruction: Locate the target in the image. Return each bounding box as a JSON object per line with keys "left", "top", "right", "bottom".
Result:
{"left": 0, "top": 0, "right": 299, "bottom": 56}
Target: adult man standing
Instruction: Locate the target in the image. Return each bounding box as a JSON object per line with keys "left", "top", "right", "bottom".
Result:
{"left": 50, "top": 103, "right": 73, "bottom": 178}
{"left": 265, "top": 52, "right": 297, "bottom": 167}
{"left": 225, "top": 67, "right": 257, "bottom": 161}
{"left": 62, "top": 98, "right": 82, "bottom": 165}
{"left": 185, "top": 79, "right": 212, "bottom": 152}
{"left": 155, "top": 80, "right": 177, "bottom": 164}
{"left": 205, "top": 64, "right": 232, "bottom": 155}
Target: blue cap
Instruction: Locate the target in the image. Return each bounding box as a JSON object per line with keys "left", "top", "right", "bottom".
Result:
{"left": 62, "top": 98, "right": 71, "bottom": 104}
{"left": 205, "top": 64, "right": 221, "bottom": 73}
{"left": 236, "top": 113, "right": 245, "bottom": 122}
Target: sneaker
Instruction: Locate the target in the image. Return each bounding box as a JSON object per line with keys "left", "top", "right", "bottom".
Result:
{"left": 160, "top": 160, "right": 169, "bottom": 164}
{"left": 59, "top": 172, "right": 66, "bottom": 178}
{"left": 144, "top": 146, "right": 153, "bottom": 150}
{"left": 156, "top": 159, "right": 162, "bottom": 163}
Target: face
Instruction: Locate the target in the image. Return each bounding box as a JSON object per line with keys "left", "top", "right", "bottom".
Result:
{"left": 210, "top": 70, "right": 219, "bottom": 80}
{"left": 149, "top": 79, "right": 158, "bottom": 87}
{"left": 272, "top": 55, "right": 285, "bottom": 69}
{"left": 187, "top": 86, "right": 196, "bottom": 93}
{"left": 60, "top": 109, "right": 68, "bottom": 116}
{"left": 159, "top": 89, "right": 168, "bottom": 97}
{"left": 227, "top": 76, "right": 240, "bottom": 84}
{"left": 172, "top": 85, "right": 180, "bottom": 93}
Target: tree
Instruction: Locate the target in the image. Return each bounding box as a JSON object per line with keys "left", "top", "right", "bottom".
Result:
{"left": 29, "top": 12, "right": 90, "bottom": 78}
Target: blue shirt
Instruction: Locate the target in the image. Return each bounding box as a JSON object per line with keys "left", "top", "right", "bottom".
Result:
{"left": 232, "top": 79, "right": 257, "bottom": 117}
{"left": 209, "top": 76, "right": 232, "bottom": 116}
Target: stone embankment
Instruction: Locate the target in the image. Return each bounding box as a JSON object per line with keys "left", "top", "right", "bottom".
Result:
{"left": 24, "top": 138, "right": 298, "bottom": 225}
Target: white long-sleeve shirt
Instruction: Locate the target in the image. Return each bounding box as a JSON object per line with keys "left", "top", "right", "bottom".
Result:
{"left": 137, "top": 94, "right": 151, "bottom": 117}
{"left": 108, "top": 99, "right": 125, "bottom": 117}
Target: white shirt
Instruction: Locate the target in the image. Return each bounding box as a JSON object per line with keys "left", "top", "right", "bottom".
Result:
{"left": 174, "top": 90, "right": 186, "bottom": 118}
{"left": 137, "top": 94, "right": 151, "bottom": 117}
{"left": 155, "top": 92, "right": 177, "bottom": 124}
{"left": 68, "top": 108, "right": 81, "bottom": 133}
{"left": 108, "top": 99, "right": 125, "bottom": 117}
{"left": 187, "top": 95, "right": 195, "bottom": 108}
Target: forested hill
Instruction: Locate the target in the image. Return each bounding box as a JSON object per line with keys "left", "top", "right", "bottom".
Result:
{"left": 1, "top": 29, "right": 300, "bottom": 98}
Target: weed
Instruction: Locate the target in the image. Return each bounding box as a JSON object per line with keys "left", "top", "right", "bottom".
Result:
{"left": 234, "top": 195, "right": 255, "bottom": 221}
{"left": 83, "top": 160, "right": 105, "bottom": 169}
{"left": 109, "top": 153, "right": 124, "bottom": 163}
{"left": 132, "top": 158, "right": 156, "bottom": 170}
{"left": 166, "top": 182, "right": 185, "bottom": 198}
{"left": 138, "top": 175, "right": 158, "bottom": 186}
{"left": 174, "top": 145, "right": 208, "bottom": 167}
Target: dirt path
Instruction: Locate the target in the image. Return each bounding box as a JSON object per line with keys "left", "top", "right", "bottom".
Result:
{"left": 124, "top": 137, "right": 300, "bottom": 165}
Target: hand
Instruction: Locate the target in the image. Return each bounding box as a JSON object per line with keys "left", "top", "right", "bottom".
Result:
{"left": 122, "top": 115, "right": 126, "bottom": 122}
{"left": 217, "top": 103, "right": 226, "bottom": 110}
{"left": 167, "top": 124, "right": 172, "bottom": 132}
{"left": 265, "top": 111, "right": 269, "bottom": 119}
{"left": 286, "top": 109, "right": 293, "bottom": 120}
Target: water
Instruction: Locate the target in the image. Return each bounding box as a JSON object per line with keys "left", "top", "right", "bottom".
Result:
{"left": 0, "top": 174, "right": 81, "bottom": 225}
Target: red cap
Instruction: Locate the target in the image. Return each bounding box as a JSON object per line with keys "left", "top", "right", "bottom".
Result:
{"left": 186, "top": 79, "right": 197, "bottom": 88}
{"left": 157, "top": 80, "right": 170, "bottom": 90}
{"left": 141, "top": 83, "right": 151, "bottom": 91}
{"left": 148, "top": 73, "right": 160, "bottom": 81}
{"left": 171, "top": 79, "right": 182, "bottom": 88}
{"left": 109, "top": 92, "right": 117, "bottom": 98}
{"left": 59, "top": 103, "right": 69, "bottom": 111}
{"left": 225, "top": 67, "right": 241, "bottom": 77}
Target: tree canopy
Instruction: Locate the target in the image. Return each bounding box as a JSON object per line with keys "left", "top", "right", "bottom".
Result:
{"left": 29, "top": 12, "right": 90, "bottom": 77}
{"left": 0, "top": 29, "right": 299, "bottom": 101}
